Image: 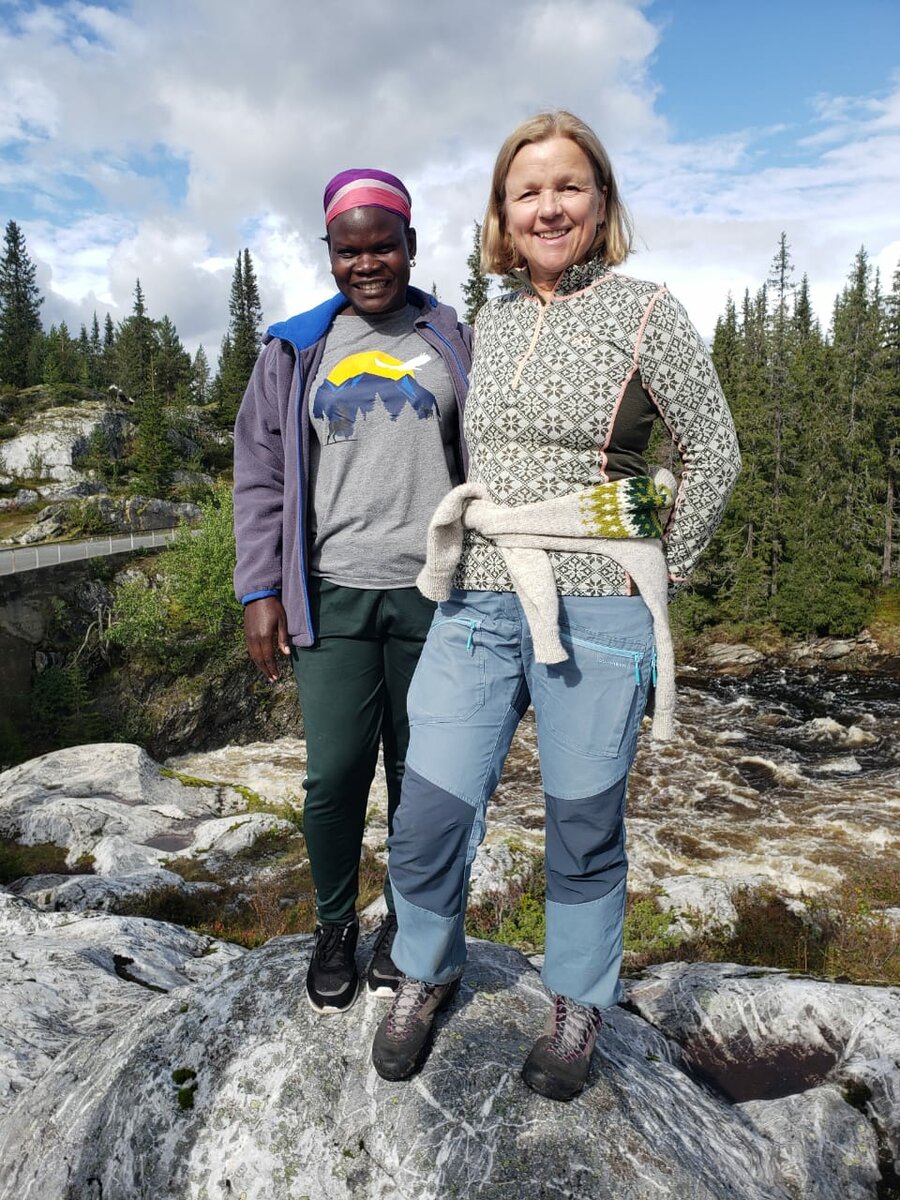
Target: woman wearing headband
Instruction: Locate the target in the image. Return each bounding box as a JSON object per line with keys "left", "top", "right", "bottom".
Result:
{"left": 371, "top": 113, "right": 740, "bottom": 1099}
{"left": 233, "top": 169, "right": 472, "bottom": 1015}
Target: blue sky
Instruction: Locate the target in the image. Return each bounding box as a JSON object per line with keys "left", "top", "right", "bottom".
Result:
{"left": 648, "top": 1, "right": 899, "bottom": 141}
{"left": 0, "top": 0, "right": 897, "bottom": 358}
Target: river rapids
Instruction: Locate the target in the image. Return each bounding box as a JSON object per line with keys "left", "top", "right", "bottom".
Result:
{"left": 169, "top": 663, "right": 900, "bottom": 897}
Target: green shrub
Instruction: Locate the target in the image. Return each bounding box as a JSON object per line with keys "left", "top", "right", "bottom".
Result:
{"left": 107, "top": 482, "right": 240, "bottom": 672}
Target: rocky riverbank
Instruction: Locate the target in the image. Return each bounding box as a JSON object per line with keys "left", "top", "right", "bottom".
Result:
{"left": 0, "top": 721, "right": 897, "bottom": 1197}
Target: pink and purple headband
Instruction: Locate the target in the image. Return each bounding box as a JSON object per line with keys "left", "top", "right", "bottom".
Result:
{"left": 323, "top": 168, "right": 412, "bottom": 227}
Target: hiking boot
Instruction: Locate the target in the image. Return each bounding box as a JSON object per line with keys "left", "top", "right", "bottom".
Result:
{"left": 366, "top": 913, "right": 402, "bottom": 997}
{"left": 306, "top": 917, "right": 359, "bottom": 1014}
{"left": 371, "top": 974, "right": 460, "bottom": 1080}
{"left": 521, "top": 994, "right": 602, "bottom": 1101}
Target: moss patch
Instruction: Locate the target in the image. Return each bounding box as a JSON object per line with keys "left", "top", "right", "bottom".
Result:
{"left": 0, "top": 838, "right": 94, "bottom": 885}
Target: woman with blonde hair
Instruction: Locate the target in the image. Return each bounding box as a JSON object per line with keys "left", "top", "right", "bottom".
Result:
{"left": 371, "top": 112, "right": 740, "bottom": 1100}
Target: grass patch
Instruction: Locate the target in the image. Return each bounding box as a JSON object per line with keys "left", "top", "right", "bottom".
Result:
{"left": 464, "top": 853, "right": 898, "bottom": 987}
{"left": 0, "top": 838, "right": 95, "bottom": 884}
{"left": 868, "top": 582, "right": 900, "bottom": 653}
{"left": 623, "top": 894, "right": 683, "bottom": 957}
{"left": 627, "top": 864, "right": 900, "bottom": 986}
{"left": 118, "top": 835, "right": 385, "bottom": 950}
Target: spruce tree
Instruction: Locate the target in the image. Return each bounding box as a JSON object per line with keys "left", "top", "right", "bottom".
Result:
{"left": 77, "top": 323, "right": 91, "bottom": 388}
{"left": 213, "top": 249, "right": 264, "bottom": 422}
{"left": 877, "top": 263, "right": 900, "bottom": 583}
{"left": 115, "top": 280, "right": 158, "bottom": 402}
{"left": 153, "top": 315, "right": 191, "bottom": 405}
{"left": 191, "top": 345, "right": 211, "bottom": 405}
{"left": 43, "top": 322, "right": 80, "bottom": 386}
{"left": 0, "top": 219, "right": 44, "bottom": 387}
{"left": 131, "top": 365, "right": 174, "bottom": 498}
{"left": 101, "top": 312, "right": 117, "bottom": 387}
{"left": 764, "top": 234, "right": 796, "bottom": 596}
{"left": 87, "top": 312, "right": 103, "bottom": 389}
{"left": 462, "top": 221, "right": 490, "bottom": 325}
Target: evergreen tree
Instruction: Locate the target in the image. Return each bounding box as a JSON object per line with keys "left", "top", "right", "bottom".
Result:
{"left": 115, "top": 280, "right": 158, "bottom": 402}
{"left": 213, "top": 249, "right": 263, "bottom": 422}
{"left": 131, "top": 365, "right": 174, "bottom": 497}
{"left": 77, "top": 323, "right": 91, "bottom": 388}
{"left": 153, "top": 315, "right": 191, "bottom": 405}
{"left": 877, "top": 263, "right": 900, "bottom": 583}
{"left": 461, "top": 221, "right": 490, "bottom": 325}
{"left": 86, "top": 312, "right": 103, "bottom": 389}
{"left": 764, "top": 233, "right": 796, "bottom": 596}
{"left": 0, "top": 219, "right": 44, "bottom": 387}
{"left": 829, "top": 248, "right": 883, "bottom": 592}
{"left": 191, "top": 344, "right": 211, "bottom": 405}
{"left": 703, "top": 242, "right": 891, "bottom": 637}
{"left": 43, "top": 322, "right": 80, "bottom": 386}
{"left": 101, "top": 312, "right": 117, "bottom": 387}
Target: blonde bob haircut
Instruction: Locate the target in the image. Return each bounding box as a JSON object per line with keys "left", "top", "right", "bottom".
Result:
{"left": 481, "top": 110, "right": 632, "bottom": 277}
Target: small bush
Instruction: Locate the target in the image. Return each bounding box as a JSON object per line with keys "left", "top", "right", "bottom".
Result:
{"left": 466, "top": 856, "right": 547, "bottom": 951}
{"left": 106, "top": 482, "right": 241, "bottom": 673}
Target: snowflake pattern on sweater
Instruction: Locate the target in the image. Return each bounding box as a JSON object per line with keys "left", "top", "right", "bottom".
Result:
{"left": 456, "top": 258, "right": 741, "bottom": 596}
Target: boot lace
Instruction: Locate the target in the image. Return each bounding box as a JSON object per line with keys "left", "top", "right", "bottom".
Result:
{"left": 386, "top": 977, "right": 433, "bottom": 1037}
{"left": 548, "top": 995, "right": 601, "bottom": 1064}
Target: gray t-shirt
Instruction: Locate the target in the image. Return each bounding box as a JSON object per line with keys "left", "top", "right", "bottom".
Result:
{"left": 308, "top": 304, "right": 461, "bottom": 588}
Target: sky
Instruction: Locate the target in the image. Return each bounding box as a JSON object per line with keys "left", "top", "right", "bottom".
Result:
{"left": 1, "top": 0, "right": 898, "bottom": 362}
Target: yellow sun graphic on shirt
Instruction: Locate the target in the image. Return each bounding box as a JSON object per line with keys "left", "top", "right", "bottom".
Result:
{"left": 326, "top": 351, "right": 431, "bottom": 387}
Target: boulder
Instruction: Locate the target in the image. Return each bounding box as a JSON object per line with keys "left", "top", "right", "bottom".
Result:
{"left": 0, "top": 890, "right": 242, "bottom": 1118}
{"left": 13, "top": 494, "right": 202, "bottom": 543}
{"left": 0, "top": 402, "right": 128, "bottom": 485}
{"left": 703, "top": 643, "right": 766, "bottom": 667}
{"left": 626, "top": 962, "right": 900, "bottom": 1177}
{"left": 0, "top": 743, "right": 293, "bottom": 875}
{"left": 0, "top": 488, "right": 39, "bottom": 512}
{"left": 739, "top": 1086, "right": 881, "bottom": 1200}
{"left": 0, "top": 930, "right": 799, "bottom": 1200}
{"left": 7, "top": 868, "right": 218, "bottom": 912}
{"left": 654, "top": 873, "right": 771, "bottom": 934}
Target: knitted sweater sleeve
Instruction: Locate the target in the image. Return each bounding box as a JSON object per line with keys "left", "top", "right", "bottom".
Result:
{"left": 636, "top": 287, "right": 741, "bottom": 584}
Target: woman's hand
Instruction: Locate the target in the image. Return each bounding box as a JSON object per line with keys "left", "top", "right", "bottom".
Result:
{"left": 243, "top": 597, "right": 290, "bottom": 681}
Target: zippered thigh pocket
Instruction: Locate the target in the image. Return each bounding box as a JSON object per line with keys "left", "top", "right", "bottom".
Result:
{"left": 408, "top": 615, "right": 486, "bottom": 723}
{"left": 535, "top": 626, "right": 653, "bottom": 759}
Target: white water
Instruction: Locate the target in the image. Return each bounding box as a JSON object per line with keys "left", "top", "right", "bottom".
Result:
{"left": 169, "top": 666, "right": 900, "bottom": 898}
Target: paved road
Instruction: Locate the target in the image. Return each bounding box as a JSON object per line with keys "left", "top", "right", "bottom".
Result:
{"left": 0, "top": 529, "right": 180, "bottom": 576}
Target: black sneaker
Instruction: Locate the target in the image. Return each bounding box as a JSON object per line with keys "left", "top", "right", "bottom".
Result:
{"left": 371, "top": 975, "right": 460, "bottom": 1080}
{"left": 366, "top": 913, "right": 401, "bottom": 997}
{"left": 521, "top": 994, "right": 602, "bottom": 1101}
{"left": 306, "top": 917, "right": 359, "bottom": 1014}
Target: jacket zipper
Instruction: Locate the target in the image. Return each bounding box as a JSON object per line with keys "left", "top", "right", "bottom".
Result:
{"left": 295, "top": 358, "right": 314, "bottom": 637}
{"left": 423, "top": 321, "right": 470, "bottom": 475}
{"left": 424, "top": 323, "right": 469, "bottom": 388}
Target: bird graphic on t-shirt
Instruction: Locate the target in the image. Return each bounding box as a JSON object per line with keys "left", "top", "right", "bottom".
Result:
{"left": 313, "top": 351, "right": 437, "bottom": 442}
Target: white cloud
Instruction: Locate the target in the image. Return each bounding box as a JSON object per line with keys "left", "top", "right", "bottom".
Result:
{"left": 0, "top": 0, "right": 897, "bottom": 355}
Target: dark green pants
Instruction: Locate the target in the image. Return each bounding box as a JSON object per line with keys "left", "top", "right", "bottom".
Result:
{"left": 291, "top": 578, "right": 436, "bottom": 924}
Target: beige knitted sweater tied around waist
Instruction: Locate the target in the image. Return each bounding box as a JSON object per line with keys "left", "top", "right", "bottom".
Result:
{"left": 417, "top": 471, "right": 677, "bottom": 742}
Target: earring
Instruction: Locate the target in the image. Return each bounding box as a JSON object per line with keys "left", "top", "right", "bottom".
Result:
{"left": 410, "top": 256, "right": 417, "bottom": 267}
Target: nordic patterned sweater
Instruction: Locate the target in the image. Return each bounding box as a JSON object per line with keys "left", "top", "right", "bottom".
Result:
{"left": 456, "top": 255, "right": 741, "bottom": 596}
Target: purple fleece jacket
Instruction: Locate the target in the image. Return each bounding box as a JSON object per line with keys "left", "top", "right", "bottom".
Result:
{"left": 232, "top": 287, "right": 472, "bottom": 646}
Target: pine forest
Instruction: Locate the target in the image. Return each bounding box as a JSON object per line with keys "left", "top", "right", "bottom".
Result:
{"left": 2, "top": 218, "right": 898, "bottom": 645}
